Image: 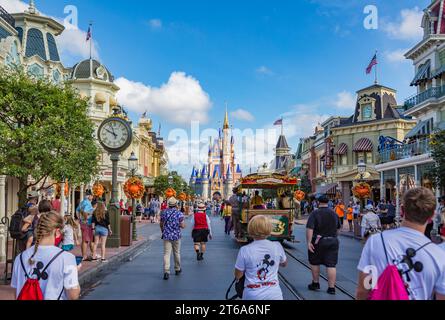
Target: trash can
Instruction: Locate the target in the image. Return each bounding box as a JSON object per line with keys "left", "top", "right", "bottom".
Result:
{"left": 120, "top": 215, "right": 133, "bottom": 246}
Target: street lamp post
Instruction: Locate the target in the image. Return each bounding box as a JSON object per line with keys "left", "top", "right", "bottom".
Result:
{"left": 128, "top": 152, "right": 138, "bottom": 241}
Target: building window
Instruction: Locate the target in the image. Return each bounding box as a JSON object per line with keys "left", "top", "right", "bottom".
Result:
{"left": 361, "top": 103, "right": 373, "bottom": 121}
{"left": 366, "top": 152, "right": 373, "bottom": 164}
{"left": 341, "top": 155, "right": 347, "bottom": 166}
{"left": 440, "top": 49, "right": 445, "bottom": 67}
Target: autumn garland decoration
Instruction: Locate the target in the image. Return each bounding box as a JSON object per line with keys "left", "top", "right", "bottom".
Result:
{"left": 294, "top": 190, "right": 306, "bottom": 201}
{"left": 124, "top": 177, "right": 145, "bottom": 199}
{"left": 352, "top": 182, "right": 372, "bottom": 199}
{"left": 93, "top": 182, "right": 105, "bottom": 198}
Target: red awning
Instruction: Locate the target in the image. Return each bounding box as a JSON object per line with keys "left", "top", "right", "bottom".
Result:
{"left": 335, "top": 143, "right": 348, "bottom": 155}
{"left": 353, "top": 138, "right": 373, "bottom": 152}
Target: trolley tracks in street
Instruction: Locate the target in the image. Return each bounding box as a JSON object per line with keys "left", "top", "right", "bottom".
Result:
{"left": 280, "top": 247, "right": 356, "bottom": 300}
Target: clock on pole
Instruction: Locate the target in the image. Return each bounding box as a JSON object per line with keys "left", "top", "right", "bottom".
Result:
{"left": 97, "top": 115, "right": 133, "bottom": 248}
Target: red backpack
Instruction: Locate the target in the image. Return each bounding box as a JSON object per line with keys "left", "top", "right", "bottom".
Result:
{"left": 17, "top": 250, "right": 65, "bottom": 301}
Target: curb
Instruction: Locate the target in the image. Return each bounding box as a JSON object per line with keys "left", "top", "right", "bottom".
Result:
{"left": 79, "top": 238, "right": 150, "bottom": 290}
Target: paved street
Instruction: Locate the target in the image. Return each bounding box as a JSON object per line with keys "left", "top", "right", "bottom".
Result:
{"left": 82, "top": 216, "right": 363, "bottom": 300}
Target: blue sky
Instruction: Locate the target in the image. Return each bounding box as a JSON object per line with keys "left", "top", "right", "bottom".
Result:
{"left": 2, "top": 0, "right": 430, "bottom": 178}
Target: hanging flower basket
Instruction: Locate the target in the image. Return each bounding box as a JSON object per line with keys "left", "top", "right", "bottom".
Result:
{"left": 124, "top": 177, "right": 145, "bottom": 200}
{"left": 352, "top": 182, "right": 372, "bottom": 199}
{"left": 93, "top": 182, "right": 105, "bottom": 198}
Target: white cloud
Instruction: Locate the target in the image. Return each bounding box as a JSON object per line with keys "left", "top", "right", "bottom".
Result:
{"left": 230, "top": 109, "right": 255, "bottom": 122}
{"left": 55, "top": 22, "right": 100, "bottom": 66}
{"left": 282, "top": 104, "right": 330, "bottom": 140}
{"left": 335, "top": 91, "right": 356, "bottom": 110}
{"left": 148, "top": 19, "right": 162, "bottom": 30}
{"left": 115, "top": 72, "right": 212, "bottom": 125}
{"left": 256, "top": 66, "right": 274, "bottom": 75}
{"left": 0, "top": 0, "right": 28, "bottom": 13}
{"left": 384, "top": 49, "right": 409, "bottom": 64}
{"left": 382, "top": 7, "right": 423, "bottom": 41}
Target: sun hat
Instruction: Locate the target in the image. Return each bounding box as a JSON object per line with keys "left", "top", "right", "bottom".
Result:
{"left": 27, "top": 191, "right": 39, "bottom": 199}
{"left": 168, "top": 197, "right": 178, "bottom": 207}
{"left": 197, "top": 202, "right": 206, "bottom": 210}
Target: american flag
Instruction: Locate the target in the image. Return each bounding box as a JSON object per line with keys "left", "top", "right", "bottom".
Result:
{"left": 274, "top": 118, "right": 283, "bottom": 126}
{"left": 86, "top": 26, "right": 92, "bottom": 41}
{"left": 366, "top": 53, "right": 378, "bottom": 74}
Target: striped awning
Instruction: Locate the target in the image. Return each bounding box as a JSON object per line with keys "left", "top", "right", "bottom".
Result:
{"left": 353, "top": 138, "right": 373, "bottom": 152}
{"left": 335, "top": 143, "right": 348, "bottom": 155}
{"left": 410, "top": 60, "right": 431, "bottom": 86}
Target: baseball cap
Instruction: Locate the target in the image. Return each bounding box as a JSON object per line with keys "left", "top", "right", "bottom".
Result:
{"left": 365, "top": 204, "right": 374, "bottom": 211}
{"left": 316, "top": 194, "right": 329, "bottom": 204}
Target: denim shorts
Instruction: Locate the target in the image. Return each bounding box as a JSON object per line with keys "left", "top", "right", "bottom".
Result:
{"left": 95, "top": 225, "right": 109, "bottom": 237}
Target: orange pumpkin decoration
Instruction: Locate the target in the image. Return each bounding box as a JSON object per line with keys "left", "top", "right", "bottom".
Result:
{"left": 93, "top": 183, "right": 105, "bottom": 197}
{"left": 165, "top": 188, "right": 177, "bottom": 198}
{"left": 124, "top": 177, "right": 145, "bottom": 199}
{"left": 294, "top": 190, "right": 306, "bottom": 201}
{"left": 178, "top": 192, "right": 187, "bottom": 201}
{"left": 352, "top": 182, "right": 372, "bottom": 199}
{"left": 56, "top": 181, "right": 69, "bottom": 197}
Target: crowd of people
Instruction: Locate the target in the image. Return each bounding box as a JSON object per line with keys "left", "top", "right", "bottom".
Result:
{"left": 8, "top": 184, "right": 445, "bottom": 301}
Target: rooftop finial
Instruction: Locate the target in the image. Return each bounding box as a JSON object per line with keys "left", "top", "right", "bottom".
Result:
{"left": 223, "top": 102, "right": 229, "bottom": 129}
{"left": 28, "top": 0, "right": 36, "bottom": 14}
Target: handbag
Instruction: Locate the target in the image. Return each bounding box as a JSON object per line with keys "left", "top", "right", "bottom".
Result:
{"left": 225, "top": 276, "right": 245, "bottom": 300}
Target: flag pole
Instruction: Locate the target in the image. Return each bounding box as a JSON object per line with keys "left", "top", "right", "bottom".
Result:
{"left": 374, "top": 50, "right": 378, "bottom": 85}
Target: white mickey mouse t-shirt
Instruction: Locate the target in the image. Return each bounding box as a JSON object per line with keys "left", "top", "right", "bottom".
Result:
{"left": 11, "top": 245, "right": 79, "bottom": 300}
{"left": 235, "top": 239, "right": 287, "bottom": 300}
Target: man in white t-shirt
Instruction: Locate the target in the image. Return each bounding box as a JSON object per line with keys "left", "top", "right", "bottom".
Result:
{"left": 12, "top": 246, "right": 80, "bottom": 300}
{"left": 356, "top": 187, "right": 445, "bottom": 300}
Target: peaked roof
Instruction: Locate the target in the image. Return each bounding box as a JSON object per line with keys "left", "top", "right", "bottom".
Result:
{"left": 276, "top": 135, "right": 290, "bottom": 149}
{"left": 224, "top": 108, "right": 229, "bottom": 129}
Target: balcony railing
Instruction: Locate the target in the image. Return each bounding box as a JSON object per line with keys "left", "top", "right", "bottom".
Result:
{"left": 0, "top": 5, "right": 15, "bottom": 28}
{"left": 378, "top": 139, "right": 431, "bottom": 164}
{"left": 404, "top": 85, "right": 445, "bottom": 110}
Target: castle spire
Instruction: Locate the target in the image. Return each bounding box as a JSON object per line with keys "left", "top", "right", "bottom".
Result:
{"left": 223, "top": 103, "right": 229, "bottom": 129}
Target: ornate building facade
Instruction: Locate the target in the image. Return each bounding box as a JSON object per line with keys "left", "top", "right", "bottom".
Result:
{"left": 190, "top": 111, "right": 242, "bottom": 200}
{"left": 0, "top": 1, "right": 167, "bottom": 262}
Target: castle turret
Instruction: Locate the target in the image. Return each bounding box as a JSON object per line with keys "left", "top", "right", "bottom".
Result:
{"left": 224, "top": 165, "right": 234, "bottom": 199}
{"left": 201, "top": 165, "right": 209, "bottom": 201}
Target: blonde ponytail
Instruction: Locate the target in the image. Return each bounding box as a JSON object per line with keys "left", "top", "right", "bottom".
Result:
{"left": 28, "top": 211, "right": 64, "bottom": 265}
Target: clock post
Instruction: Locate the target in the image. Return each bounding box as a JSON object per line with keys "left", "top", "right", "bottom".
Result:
{"left": 97, "top": 113, "right": 133, "bottom": 249}
{"left": 107, "top": 152, "right": 121, "bottom": 248}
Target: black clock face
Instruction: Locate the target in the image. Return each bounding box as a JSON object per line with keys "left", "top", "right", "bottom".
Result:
{"left": 98, "top": 118, "right": 132, "bottom": 152}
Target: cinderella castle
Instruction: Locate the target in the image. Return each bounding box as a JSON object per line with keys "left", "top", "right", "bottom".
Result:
{"left": 190, "top": 111, "right": 242, "bottom": 200}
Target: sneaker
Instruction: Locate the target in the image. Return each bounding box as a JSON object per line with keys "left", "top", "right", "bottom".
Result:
{"left": 196, "top": 252, "right": 201, "bottom": 261}
{"left": 308, "top": 282, "right": 320, "bottom": 291}
{"left": 327, "top": 287, "right": 336, "bottom": 295}
{"left": 101, "top": 259, "right": 108, "bottom": 263}
{"left": 175, "top": 269, "right": 182, "bottom": 276}
{"left": 163, "top": 273, "right": 170, "bottom": 280}
{"left": 200, "top": 253, "right": 204, "bottom": 260}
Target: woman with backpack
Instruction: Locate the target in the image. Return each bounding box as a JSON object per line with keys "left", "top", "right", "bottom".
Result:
{"left": 11, "top": 211, "right": 81, "bottom": 300}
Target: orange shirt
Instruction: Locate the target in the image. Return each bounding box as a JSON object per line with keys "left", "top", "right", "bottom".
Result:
{"left": 335, "top": 204, "right": 345, "bottom": 218}
{"left": 346, "top": 208, "right": 353, "bottom": 221}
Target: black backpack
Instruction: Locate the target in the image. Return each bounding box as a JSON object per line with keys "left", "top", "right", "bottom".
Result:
{"left": 9, "top": 207, "right": 28, "bottom": 240}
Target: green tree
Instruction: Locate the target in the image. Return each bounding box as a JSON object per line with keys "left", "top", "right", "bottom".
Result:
{"left": 0, "top": 67, "right": 100, "bottom": 206}
{"left": 299, "top": 173, "right": 312, "bottom": 197}
{"left": 428, "top": 130, "right": 445, "bottom": 191}
{"left": 154, "top": 171, "right": 191, "bottom": 197}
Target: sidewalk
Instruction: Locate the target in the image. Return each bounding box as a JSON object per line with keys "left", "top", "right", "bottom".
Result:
{"left": 0, "top": 220, "right": 153, "bottom": 300}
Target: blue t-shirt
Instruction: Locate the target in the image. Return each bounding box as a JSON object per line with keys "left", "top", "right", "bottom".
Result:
{"left": 160, "top": 208, "right": 184, "bottom": 241}
{"left": 76, "top": 199, "right": 94, "bottom": 225}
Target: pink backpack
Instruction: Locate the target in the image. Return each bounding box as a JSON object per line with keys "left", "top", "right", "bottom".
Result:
{"left": 369, "top": 233, "right": 409, "bottom": 300}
